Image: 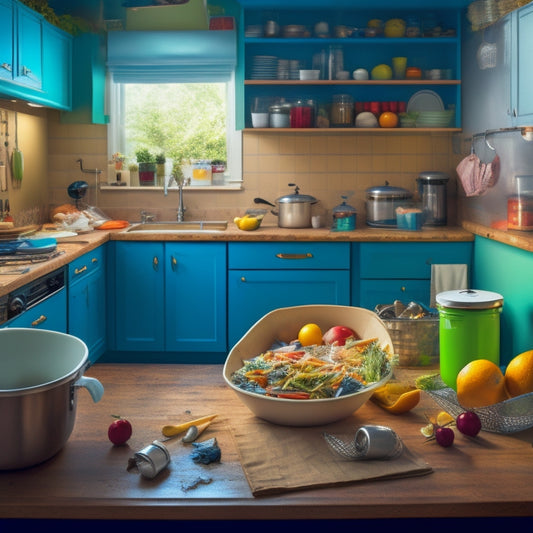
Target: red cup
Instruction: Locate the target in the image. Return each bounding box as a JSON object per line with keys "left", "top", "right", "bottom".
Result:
{"left": 355, "top": 102, "right": 364, "bottom": 114}
{"left": 398, "top": 101, "right": 407, "bottom": 113}
{"left": 363, "top": 102, "right": 371, "bottom": 112}
{"left": 370, "top": 101, "right": 381, "bottom": 116}
{"left": 381, "top": 102, "right": 390, "bottom": 112}
{"left": 389, "top": 101, "right": 398, "bottom": 113}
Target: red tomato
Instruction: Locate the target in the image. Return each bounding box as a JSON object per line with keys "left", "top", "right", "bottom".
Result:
{"left": 108, "top": 417, "right": 132, "bottom": 445}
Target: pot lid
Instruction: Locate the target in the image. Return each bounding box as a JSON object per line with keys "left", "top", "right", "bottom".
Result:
{"left": 277, "top": 184, "right": 317, "bottom": 204}
{"left": 417, "top": 171, "right": 450, "bottom": 183}
{"left": 366, "top": 183, "right": 413, "bottom": 199}
{"left": 436, "top": 289, "right": 504, "bottom": 309}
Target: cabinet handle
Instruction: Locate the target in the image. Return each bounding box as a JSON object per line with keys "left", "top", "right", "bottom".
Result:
{"left": 153, "top": 256, "right": 159, "bottom": 271}
{"left": 241, "top": 276, "right": 246, "bottom": 282}
{"left": 171, "top": 256, "right": 177, "bottom": 271}
{"left": 31, "top": 315, "right": 47, "bottom": 327}
{"left": 276, "top": 253, "right": 313, "bottom": 260}
{"left": 91, "top": 257, "right": 98, "bottom": 264}
{"left": 74, "top": 265, "right": 87, "bottom": 275}
{"left": 1, "top": 63, "right": 12, "bottom": 72}
{"left": 401, "top": 286, "right": 406, "bottom": 292}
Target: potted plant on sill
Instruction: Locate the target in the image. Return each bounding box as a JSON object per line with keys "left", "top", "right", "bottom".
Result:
{"left": 128, "top": 162, "right": 139, "bottom": 187}
{"left": 156, "top": 152, "right": 166, "bottom": 187}
{"left": 136, "top": 148, "right": 156, "bottom": 186}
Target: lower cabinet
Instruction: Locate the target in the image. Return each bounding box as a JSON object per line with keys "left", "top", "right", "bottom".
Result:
{"left": 68, "top": 245, "right": 106, "bottom": 364}
{"left": 355, "top": 242, "right": 473, "bottom": 310}
{"left": 3, "top": 287, "right": 66, "bottom": 331}
{"left": 110, "top": 241, "right": 226, "bottom": 358}
{"left": 228, "top": 242, "right": 351, "bottom": 348}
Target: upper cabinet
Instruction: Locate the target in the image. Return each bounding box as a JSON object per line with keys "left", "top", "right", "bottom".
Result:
{"left": 238, "top": 3, "right": 463, "bottom": 132}
{"left": 0, "top": 0, "right": 72, "bottom": 110}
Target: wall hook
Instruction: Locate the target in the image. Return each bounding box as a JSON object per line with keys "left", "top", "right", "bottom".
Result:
{"left": 77, "top": 158, "right": 102, "bottom": 174}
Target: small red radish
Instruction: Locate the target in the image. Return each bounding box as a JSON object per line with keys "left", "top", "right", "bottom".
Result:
{"left": 108, "top": 416, "right": 132, "bottom": 446}
{"left": 322, "top": 325, "right": 358, "bottom": 346}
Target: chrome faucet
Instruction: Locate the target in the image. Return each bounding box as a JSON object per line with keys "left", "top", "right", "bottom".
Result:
{"left": 140, "top": 210, "right": 155, "bottom": 223}
{"left": 177, "top": 180, "right": 186, "bottom": 222}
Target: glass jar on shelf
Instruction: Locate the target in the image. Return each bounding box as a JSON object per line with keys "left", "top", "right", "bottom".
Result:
{"left": 269, "top": 101, "right": 291, "bottom": 128}
{"left": 331, "top": 94, "right": 353, "bottom": 127}
{"left": 290, "top": 99, "right": 313, "bottom": 128}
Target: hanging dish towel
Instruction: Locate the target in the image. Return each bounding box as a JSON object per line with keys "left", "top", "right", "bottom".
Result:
{"left": 456, "top": 153, "right": 500, "bottom": 197}
{"left": 430, "top": 264, "right": 469, "bottom": 308}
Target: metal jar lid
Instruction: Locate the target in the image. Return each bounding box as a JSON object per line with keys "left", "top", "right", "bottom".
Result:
{"left": 417, "top": 171, "right": 450, "bottom": 184}
{"left": 365, "top": 183, "right": 413, "bottom": 200}
{"left": 436, "top": 289, "right": 504, "bottom": 309}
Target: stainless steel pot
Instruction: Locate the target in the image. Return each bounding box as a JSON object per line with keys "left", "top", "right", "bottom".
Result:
{"left": 365, "top": 183, "right": 413, "bottom": 227}
{"left": 254, "top": 184, "right": 317, "bottom": 228}
{"left": 0, "top": 328, "right": 104, "bottom": 470}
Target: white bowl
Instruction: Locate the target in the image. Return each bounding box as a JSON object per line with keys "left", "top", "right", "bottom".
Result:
{"left": 336, "top": 70, "right": 350, "bottom": 80}
{"left": 299, "top": 69, "right": 320, "bottom": 80}
{"left": 223, "top": 305, "right": 394, "bottom": 426}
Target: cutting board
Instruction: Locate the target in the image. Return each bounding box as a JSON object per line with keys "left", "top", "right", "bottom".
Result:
{"left": 0, "top": 224, "right": 39, "bottom": 241}
{"left": 0, "top": 238, "right": 57, "bottom": 256}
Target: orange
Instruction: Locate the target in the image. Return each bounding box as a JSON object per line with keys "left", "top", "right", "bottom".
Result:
{"left": 297, "top": 323, "right": 323, "bottom": 346}
{"left": 379, "top": 111, "right": 399, "bottom": 128}
{"left": 456, "top": 359, "right": 509, "bottom": 408}
{"left": 505, "top": 350, "right": 533, "bottom": 397}
{"left": 371, "top": 380, "right": 420, "bottom": 414}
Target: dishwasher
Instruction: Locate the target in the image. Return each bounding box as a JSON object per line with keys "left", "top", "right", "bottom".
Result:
{"left": 0, "top": 266, "right": 67, "bottom": 331}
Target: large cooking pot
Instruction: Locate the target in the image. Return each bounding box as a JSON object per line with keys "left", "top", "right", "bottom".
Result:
{"left": 0, "top": 328, "right": 104, "bottom": 470}
{"left": 254, "top": 184, "right": 317, "bottom": 228}
{"left": 365, "top": 183, "right": 413, "bottom": 227}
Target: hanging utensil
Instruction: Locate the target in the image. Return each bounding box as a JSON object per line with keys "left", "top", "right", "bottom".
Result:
{"left": 1, "top": 109, "right": 9, "bottom": 187}
{"left": 11, "top": 111, "right": 23, "bottom": 184}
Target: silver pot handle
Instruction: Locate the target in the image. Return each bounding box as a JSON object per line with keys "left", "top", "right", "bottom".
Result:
{"left": 74, "top": 376, "right": 104, "bottom": 403}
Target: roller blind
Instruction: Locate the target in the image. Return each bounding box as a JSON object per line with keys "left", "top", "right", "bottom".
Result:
{"left": 106, "top": 30, "right": 237, "bottom": 83}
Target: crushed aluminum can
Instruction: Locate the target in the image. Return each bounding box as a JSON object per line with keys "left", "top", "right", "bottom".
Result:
{"left": 132, "top": 440, "right": 170, "bottom": 479}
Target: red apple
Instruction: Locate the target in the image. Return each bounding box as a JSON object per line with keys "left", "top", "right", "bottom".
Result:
{"left": 322, "top": 325, "right": 358, "bottom": 346}
{"left": 108, "top": 416, "right": 132, "bottom": 446}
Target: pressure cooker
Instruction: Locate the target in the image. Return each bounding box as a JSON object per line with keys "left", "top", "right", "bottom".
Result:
{"left": 254, "top": 184, "right": 317, "bottom": 228}
{"left": 365, "top": 183, "right": 413, "bottom": 227}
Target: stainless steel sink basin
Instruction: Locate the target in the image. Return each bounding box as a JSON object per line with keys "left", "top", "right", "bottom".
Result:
{"left": 125, "top": 221, "right": 228, "bottom": 233}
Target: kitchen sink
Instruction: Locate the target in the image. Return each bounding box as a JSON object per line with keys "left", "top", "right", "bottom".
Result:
{"left": 125, "top": 221, "right": 228, "bottom": 233}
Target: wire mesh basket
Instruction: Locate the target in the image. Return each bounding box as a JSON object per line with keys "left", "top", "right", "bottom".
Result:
{"left": 425, "top": 387, "right": 533, "bottom": 434}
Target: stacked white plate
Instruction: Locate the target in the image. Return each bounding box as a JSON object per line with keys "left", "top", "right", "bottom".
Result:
{"left": 415, "top": 110, "right": 454, "bottom": 128}
{"left": 250, "top": 55, "right": 278, "bottom": 80}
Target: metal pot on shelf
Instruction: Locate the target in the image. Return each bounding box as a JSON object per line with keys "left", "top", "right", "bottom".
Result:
{"left": 365, "top": 183, "right": 413, "bottom": 227}
{"left": 254, "top": 183, "right": 317, "bottom": 228}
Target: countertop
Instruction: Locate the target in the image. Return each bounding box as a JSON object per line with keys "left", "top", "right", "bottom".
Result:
{"left": 1, "top": 364, "right": 532, "bottom": 523}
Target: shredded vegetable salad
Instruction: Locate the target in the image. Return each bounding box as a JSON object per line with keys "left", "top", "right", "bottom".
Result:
{"left": 230, "top": 337, "right": 395, "bottom": 400}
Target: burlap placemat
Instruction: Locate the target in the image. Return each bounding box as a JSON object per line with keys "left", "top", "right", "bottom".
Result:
{"left": 230, "top": 414, "right": 432, "bottom": 496}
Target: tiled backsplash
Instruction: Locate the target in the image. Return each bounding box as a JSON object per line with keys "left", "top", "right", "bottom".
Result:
{"left": 47, "top": 110, "right": 461, "bottom": 225}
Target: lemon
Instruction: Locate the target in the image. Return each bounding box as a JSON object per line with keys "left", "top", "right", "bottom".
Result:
{"left": 371, "top": 64, "right": 393, "bottom": 80}
{"left": 236, "top": 215, "right": 261, "bottom": 231}
{"left": 367, "top": 19, "right": 383, "bottom": 28}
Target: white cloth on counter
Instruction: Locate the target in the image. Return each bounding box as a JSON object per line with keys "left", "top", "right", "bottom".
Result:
{"left": 430, "top": 263, "right": 469, "bottom": 307}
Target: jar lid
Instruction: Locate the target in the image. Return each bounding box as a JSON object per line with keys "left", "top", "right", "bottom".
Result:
{"left": 333, "top": 196, "right": 356, "bottom": 215}
{"left": 366, "top": 184, "right": 413, "bottom": 200}
{"left": 417, "top": 171, "right": 449, "bottom": 183}
{"left": 436, "top": 289, "right": 504, "bottom": 309}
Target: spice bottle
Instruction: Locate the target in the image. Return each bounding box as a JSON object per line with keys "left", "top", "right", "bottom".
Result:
{"left": 332, "top": 195, "right": 357, "bottom": 231}
{"left": 331, "top": 94, "right": 353, "bottom": 127}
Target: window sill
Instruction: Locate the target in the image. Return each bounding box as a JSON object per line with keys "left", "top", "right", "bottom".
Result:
{"left": 101, "top": 184, "right": 243, "bottom": 191}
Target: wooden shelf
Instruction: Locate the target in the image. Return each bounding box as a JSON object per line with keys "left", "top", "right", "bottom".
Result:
{"left": 244, "top": 127, "right": 462, "bottom": 133}
{"left": 245, "top": 79, "right": 461, "bottom": 85}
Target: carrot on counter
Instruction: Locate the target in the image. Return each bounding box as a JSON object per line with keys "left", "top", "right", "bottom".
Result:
{"left": 96, "top": 220, "right": 129, "bottom": 230}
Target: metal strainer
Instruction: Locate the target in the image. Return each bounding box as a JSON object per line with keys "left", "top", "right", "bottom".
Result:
{"left": 426, "top": 388, "right": 533, "bottom": 434}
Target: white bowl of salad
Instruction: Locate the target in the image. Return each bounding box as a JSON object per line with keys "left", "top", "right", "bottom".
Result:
{"left": 223, "top": 305, "right": 395, "bottom": 426}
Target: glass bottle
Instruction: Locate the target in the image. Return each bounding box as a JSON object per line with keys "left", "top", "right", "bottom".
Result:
{"left": 331, "top": 94, "right": 353, "bottom": 127}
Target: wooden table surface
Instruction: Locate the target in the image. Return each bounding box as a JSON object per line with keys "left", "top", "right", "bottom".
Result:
{"left": 1, "top": 364, "right": 533, "bottom": 525}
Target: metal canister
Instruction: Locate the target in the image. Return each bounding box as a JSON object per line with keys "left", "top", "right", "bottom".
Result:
{"left": 436, "top": 289, "right": 503, "bottom": 390}
{"left": 417, "top": 171, "right": 449, "bottom": 226}
{"left": 133, "top": 440, "right": 171, "bottom": 479}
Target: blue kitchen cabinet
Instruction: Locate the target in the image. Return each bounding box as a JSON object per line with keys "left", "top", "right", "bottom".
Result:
{"left": 68, "top": 245, "right": 106, "bottom": 364}
{"left": 511, "top": 2, "right": 533, "bottom": 126}
{"left": 0, "top": 0, "right": 14, "bottom": 83}
{"left": 61, "top": 32, "right": 108, "bottom": 124}
{"left": 228, "top": 242, "right": 350, "bottom": 347}
{"left": 356, "top": 241, "right": 473, "bottom": 310}
{"left": 110, "top": 241, "right": 226, "bottom": 358}
{"left": 41, "top": 22, "right": 72, "bottom": 110}
{"left": 473, "top": 236, "right": 533, "bottom": 366}
{"left": 3, "top": 287, "right": 67, "bottom": 332}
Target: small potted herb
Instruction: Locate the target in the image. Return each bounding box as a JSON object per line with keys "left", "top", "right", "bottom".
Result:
{"left": 136, "top": 149, "right": 156, "bottom": 186}
{"left": 156, "top": 152, "right": 166, "bottom": 186}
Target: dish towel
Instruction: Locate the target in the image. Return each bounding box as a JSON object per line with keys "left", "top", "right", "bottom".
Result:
{"left": 430, "top": 264, "right": 469, "bottom": 307}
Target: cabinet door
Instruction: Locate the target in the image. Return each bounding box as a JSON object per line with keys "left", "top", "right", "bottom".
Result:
{"left": 114, "top": 242, "right": 165, "bottom": 351}
{"left": 512, "top": 4, "right": 533, "bottom": 125}
{"left": 359, "top": 279, "right": 430, "bottom": 311}
{"left": 16, "top": 3, "right": 42, "bottom": 89}
{"left": 228, "top": 269, "right": 350, "bottom": 348}
{"left": 4, "top": 288, "right": 67, "bottom": 332}
{"left": 68, "top": 247, "right": 106, "bottom": 363}
{"left": 0, "top": 0, "right": 14, "bottom": 82}
{"left": 165, "top": 242, "right": 226, "bottom": 352}
{"left": 42, "top": 23, "right": 72, "bottom": 110}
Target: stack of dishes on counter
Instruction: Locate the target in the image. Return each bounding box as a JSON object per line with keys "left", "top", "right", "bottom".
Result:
{"left": 407, "top": 90, "right": 455, "bottom": 128}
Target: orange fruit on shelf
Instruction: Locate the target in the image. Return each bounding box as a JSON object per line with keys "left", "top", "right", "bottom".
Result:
{"left": 456, "top": 359, "right": 509, "bottom": 408}
{"left": 379, "top": 111, "right": 399, "bottom": 128}
{"left": 505, "top": 350, "right": 533, "bottom": 397}
{"left": 297, "top": 323, "right": 323, "bottom": 346}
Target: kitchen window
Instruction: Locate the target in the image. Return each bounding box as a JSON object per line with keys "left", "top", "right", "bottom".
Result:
{"left": 106, "top": 29, "right": 240, "bottom": 187}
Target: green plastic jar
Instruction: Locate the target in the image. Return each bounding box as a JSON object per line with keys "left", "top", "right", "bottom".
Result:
{"left": 436, "top": 289, "right": 503, "bottom": 390}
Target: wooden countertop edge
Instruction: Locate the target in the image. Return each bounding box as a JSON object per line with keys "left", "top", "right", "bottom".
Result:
{"left": 462, "top": 220, "right": 533, "bottom": 252}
